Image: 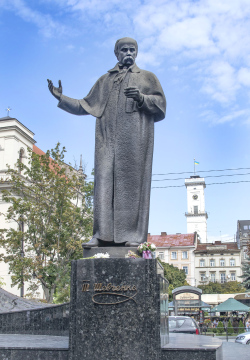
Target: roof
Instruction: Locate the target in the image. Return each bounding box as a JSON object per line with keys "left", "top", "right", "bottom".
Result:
{"left": 147, "top": 233, "right": 196, "bottom": 247}
{"left": 195, "top": 241, "right": 240, "bottom": 253}
{"left": 212, "top": 297, "right": 250, "bottom": 312}
{"left": 172, "top": 286, "right": 202, "bottom": 295}
{"left": 33, "top": 144, "right": 47, "bottom": 156}
{"left": 0, "top": 116, "right": 35, "bottom": 136}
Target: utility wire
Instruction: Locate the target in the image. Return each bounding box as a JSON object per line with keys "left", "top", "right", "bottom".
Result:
{"left": 152, "top": 172, "right": 250, "bottom": 182}
{"left": 152, "top": 167, "right": 250, "bottom": 176}
{"left": 152, "top": 180, "right": 250, "bottom": 189}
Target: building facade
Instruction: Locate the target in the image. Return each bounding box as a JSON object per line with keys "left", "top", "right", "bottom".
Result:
{"left": 0, "top": 116, "right": 38, "bottom": 296}
{"left": 148, "top": 232, "right": 197, "bottom": 286}
{"left": 185, "top": 176, "right": 208, "bottom": 243}
{"left": 0, "top": 116, "right": 84, "bottom": 298}
{"left": 194, "top": 241, "right": 242, "bottom": 286}
{"left": 236, "top": 220, "right": 250, "bottom": 261}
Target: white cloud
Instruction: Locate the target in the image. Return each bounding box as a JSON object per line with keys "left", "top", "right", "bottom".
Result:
{"left": 3, "top": 0, "right": 250, "bottom": 121}
{"left": 238, "top": 68, "right": 250, "bottom": 87}
{"left": 1, "top": 0, "right": 68, "bottom": 37}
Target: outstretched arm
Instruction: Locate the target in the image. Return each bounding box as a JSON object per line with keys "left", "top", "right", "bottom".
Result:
{"left": 47, "top": 79, "right": 88, "bottom": 116}
{"left": 47, "top": 79, "right": 62, "bottom": 101}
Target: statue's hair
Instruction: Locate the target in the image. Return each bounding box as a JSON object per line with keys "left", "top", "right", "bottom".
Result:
{"left": 114, "top": 37, "right": 138, "bottom": 57}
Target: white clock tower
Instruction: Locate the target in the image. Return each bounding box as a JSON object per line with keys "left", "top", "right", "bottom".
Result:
{"left": 185, "top": 176, "right": 208, "bottom": 243}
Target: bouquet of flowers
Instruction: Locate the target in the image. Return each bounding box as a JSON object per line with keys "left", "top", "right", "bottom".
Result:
{"left": 137, "top": 242, "right": 156, "bottom": 253}
{"left": 83, "top": 252, "right": 110, "bottom": 259}
{"left": 93, "top": 252, "right": 110, "bottom": 258}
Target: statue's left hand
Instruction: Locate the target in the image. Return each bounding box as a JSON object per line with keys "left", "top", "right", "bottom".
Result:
{"left": 124, "top": 87, "right": 144, "bottom": 105}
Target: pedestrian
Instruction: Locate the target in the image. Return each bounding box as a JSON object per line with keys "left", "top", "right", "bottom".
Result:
{"left": 246, "top": 319, "right": 250, "bottom": 332}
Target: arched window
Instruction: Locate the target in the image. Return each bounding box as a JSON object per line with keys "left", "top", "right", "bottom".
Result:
{"left": 19, "top": 148, "right": 25, "bottom": 173}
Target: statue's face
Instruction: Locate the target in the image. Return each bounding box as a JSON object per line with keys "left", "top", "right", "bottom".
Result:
{"left": 116, "top": 43, "right": 137, "bottom": 66}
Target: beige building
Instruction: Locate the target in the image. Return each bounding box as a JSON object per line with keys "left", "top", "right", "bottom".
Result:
{"left": 194, "top": 241, "right": 242, "bottom": 286}
{"left": 148, "top": 232, "right": 198, "bottom": 286}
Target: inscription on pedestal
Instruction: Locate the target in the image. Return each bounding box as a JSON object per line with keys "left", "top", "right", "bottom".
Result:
{"left": 81, "top": 280, "right": 138, "bottom": 305}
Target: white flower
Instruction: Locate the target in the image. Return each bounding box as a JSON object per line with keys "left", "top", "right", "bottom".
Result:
{"left": 151, "top": 244, "right": 156, "bottom": 249}
{"left": 93, "top": 252, "right": 110, "bottom": 259}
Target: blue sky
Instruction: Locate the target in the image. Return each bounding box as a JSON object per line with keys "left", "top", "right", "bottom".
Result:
{"left": 1, "top": 0, "right": 250, "bottom": 242}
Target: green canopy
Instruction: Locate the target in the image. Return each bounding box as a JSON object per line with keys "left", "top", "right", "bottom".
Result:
{"left": 212, "top": 297, "right": 250, "bottom": 312}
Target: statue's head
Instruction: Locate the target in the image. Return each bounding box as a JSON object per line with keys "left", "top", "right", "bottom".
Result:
{"left": 114, "top": 37, "right": 138, "bottom": 66}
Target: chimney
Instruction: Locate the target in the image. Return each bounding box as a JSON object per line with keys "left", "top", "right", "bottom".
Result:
{"left": 161, "top": 232, "right": 167, "bottom": 236}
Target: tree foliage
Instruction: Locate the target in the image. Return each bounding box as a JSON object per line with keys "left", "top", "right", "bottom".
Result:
{"left": 198, "top": 281, "right": 245, "bottom": 294}
{"left": 157, "top": 259, "right": 189, "bottom": 301}
{"left": 217, "top": 321, "right": 224, "bottom": 334}
{"left": 238, "top": 320, "right": 245, "bottom": 334}
{"left": 227, "top": 319, "right": 234, "bottom": 335}
{"left": 0, "top": 144, "right": 93, "bottom": 303}
{"left": 240, "top": 261, "right": 250, "bottom": 290}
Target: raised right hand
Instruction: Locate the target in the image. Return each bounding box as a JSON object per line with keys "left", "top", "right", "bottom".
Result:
{"left": 47, "top": 79, "right": 63, "bottom": 101}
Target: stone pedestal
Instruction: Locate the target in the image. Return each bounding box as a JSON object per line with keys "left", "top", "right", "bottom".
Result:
{"left": 69, "top": 258, "right": 168, "bottom": 360}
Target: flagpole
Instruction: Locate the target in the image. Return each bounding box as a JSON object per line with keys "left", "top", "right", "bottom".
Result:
{"left": 194, "top": 158, "right": 195, "bottom": 175}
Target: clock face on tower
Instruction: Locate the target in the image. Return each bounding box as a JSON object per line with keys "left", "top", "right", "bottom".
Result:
{"left": 193, "top": 194, "right": 198, "bottom": 200}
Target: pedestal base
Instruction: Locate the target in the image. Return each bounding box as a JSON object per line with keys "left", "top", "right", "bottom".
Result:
{"left": 69, "top": 258, "right": 168, "bottom": 360}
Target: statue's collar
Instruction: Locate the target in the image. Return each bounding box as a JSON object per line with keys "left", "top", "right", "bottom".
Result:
{"left": 108, "top": 63, "right": 141, "bottom": 73}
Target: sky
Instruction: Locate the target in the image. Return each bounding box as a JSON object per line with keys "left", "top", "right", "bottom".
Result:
{"left": 1, "top": 0, "right": 250, "bottom": 242}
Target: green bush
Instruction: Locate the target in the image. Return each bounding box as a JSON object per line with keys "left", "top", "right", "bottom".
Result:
{"left": 206, "top": 328, "right": 214, "bottom": 333}
{"left": 217, "top": 321, "right": 224, "bottom": 335}
{"left": 238, "top": 320, "right": 245, "bottom": 334}
{"left": 227, "top": 320, "right": 234, "bottom": 335}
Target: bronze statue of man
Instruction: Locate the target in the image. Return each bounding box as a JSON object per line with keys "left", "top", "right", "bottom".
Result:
{"left": 47, "top": 37, "right": 166, "bottom": 248}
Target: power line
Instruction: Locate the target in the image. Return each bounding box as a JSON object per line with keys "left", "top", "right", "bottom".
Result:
{"left": 152, "top": 180, "right": 250, "bottom": 189}
{"left": 152, "top": 172, "right": 250, "bottom": 182}
{"left": 152, "top": 167, "right": 250, "bottom": 176}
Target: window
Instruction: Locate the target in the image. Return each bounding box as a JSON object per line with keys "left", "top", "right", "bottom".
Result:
{"left": 194, "top": 206, "right": 198, "bottom": 214}
{"left": 220, "top": 273, "right": 226, "bottom": 283}
{"left": 182, "top": 251, "right": 188, "bottom": 259}
{"left": 243, "top": 225, "right": 249, "bottom": 230}
{"left": 200, "top": 273, "right": 206, "bottom": 281}
{"left": 220, "top": 259, "right": 225, "bottom": 267}
{"left": 231, "top": 273, "right": 236, "bottom": 281}
{"left": 244, "top": 250, "right": 249, "bottom": 260}
{"left": 171, "top": 252, "right": 177, "bottom": 260}
{"left": 210, "top": 259, "right": 215, "bottom": 267}
{"left": 200, "top": 259, "right": 205, "bottom": 267}
{"left": 210, "top": 273, "right": 216, "bottom": 282}
{"left": 158, "top": 252, "right": 164, "bottom": 260}
{"left": 19, "top": 148, "right": 25, "bottom": 173}
{"left": 230, "top": 259, "right": 235, "bottom": 267}
{"left": 183, "top": 266, "right": 188, "bottom": 275}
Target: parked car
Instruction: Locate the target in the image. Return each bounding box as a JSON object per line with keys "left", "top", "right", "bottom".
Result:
{"left": 235, "top": 332, "right": 250, "bottom": 345}
{"left": 169, "top": 316, "right": 200, "bottom": 334}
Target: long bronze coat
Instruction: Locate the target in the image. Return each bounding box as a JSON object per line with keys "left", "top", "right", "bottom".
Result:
{"left": 58, "top": 63, "right": 166, "bottom": 244}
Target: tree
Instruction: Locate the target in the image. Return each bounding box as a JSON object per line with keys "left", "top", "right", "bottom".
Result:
{"left": 217, "top": 321, "right": 224, "bottom": 334}
{"left": 198, "top": 281, "right": 245, "bottom": 294}
{"left": 238, "top": 320, "right": 245, "bottom": 334}
{"left": 0, "top": 144, "right": 93, "bottom": 303}
{"left": 157, "top": 259, "right": 189, "bottom": 301}
{"left": 227, "top": 319, "right": 234, "bottom": 335}
{"left": 240, "top": 261, "right": 250, "bottom": 290}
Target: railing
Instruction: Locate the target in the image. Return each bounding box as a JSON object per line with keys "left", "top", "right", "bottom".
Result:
{"left": 200, "top": 325, "right": 249, "bottom": 341}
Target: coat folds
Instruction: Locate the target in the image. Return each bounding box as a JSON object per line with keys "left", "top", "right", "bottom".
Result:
{"left": 58, "top": 63, "right": 166, "bottom": 244}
